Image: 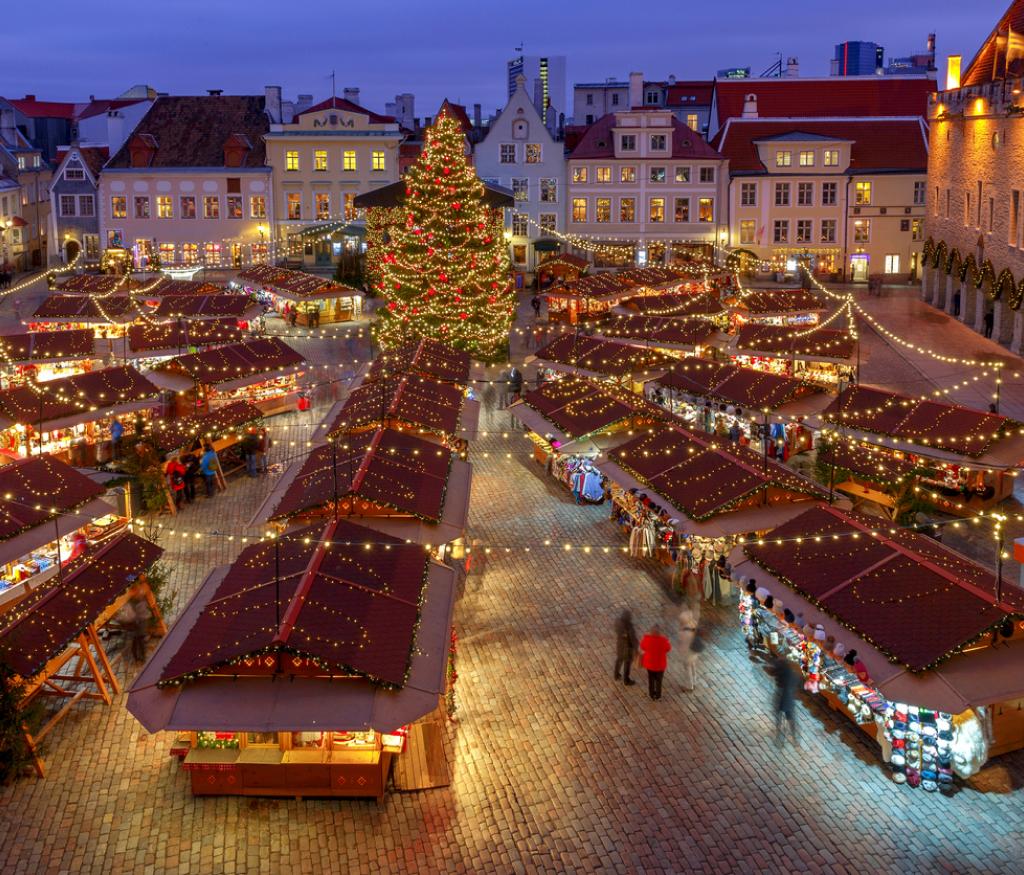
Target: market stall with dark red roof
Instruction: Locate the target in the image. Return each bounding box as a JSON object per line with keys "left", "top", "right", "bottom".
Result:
{"left": 232, "top": 265, "right": 362, "bottom": 324}
{"left": 544, "top": 266, "right": 695, "bottom": 323}
{"left": 0, "top": 329, "right": 97, "bottom": 388}
{"left": 594, "top": 315, "right": 723, "bottom": 354}
{"left": 29, "top": 295, "right": 138, "bottom": 335}
{"left": 150, "top": 400, "right": 264, "bottom": 454}
{"left": 367, "top": 338, "right": 471, "bottom": 385}
{"left": 730, "top": 324, "right": 857, "bottom": 387}
{"left": 532, "top": 334, "right": 674, "bottom": 384}
{"left": 122, "top": 319, "right": 244, "bottom": 357}
{"left": 151, "top": 294, "right": 260, "bottom": 321}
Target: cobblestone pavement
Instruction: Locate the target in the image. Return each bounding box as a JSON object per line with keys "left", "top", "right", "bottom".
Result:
{"left": 1, "top": 288, "right": 1024, "bottom": 873}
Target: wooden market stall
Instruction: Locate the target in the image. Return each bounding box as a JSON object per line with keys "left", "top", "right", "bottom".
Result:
{"left": 614, "top": 290, "right": 726, "bottom": 320}
{"left": 28, "top": 295, "right": 138, "bottom": 338}
{"left": 0, "top": 532, "right": 165, "bottom": 777}
{"left": 0, "top": 329, "right": 97, "bottom": 388}
{"left": 593, "top": 315, "right": 725, "bottom": 359}
{"left": 150, "top": 400, "right": 264, "bottom": 458}
{"left": 544, "top": 266, "right": 692, "bottom": 324}
{"left": 149, "top": 294, "right": 262, "bottom": 325}
{"left": 0, "top": 455, "right": 126, "bottom": 608}
{"left": 818, "top": 385, "right": 1024, "bottom": 515}
{"left": 234, "top": 265, "right": 363, "bottom": 325}
{"left": 531, "top": 334, "right": 675, "bottom": 390}
{"left": 126, "top": 518, "right": 456, "bottom": 800}
{"left": 367, "top": 338, "right": 471, "bottom": 385}
{"left": 115, "top": 319, "right": 245, "bottom": 363}
{"left": 730, "top": 324, "right": 857, "bottom": 388}
{"left": 0, "top": 366, "right": 161, "bottom": 463}
{"left": 537, "top": 252, "right": 589, "bottom": 288}
{"left": 734, "top": 504, "right": 1024, "bottom": 793}
{"left": 52, "top": 274, "right": 147, "bottom": 295}
{"left": 147, "top": 338, "right": 305, "bottom": 418}
{"left": 724, "top": 287, "right": 826, "bottom": 328}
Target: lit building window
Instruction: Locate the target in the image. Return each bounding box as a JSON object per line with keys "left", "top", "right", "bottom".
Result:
{"left": 286, "top": 151, "right": 299, "bottom": 171}
{"left": 698, "top": 197, "right": 713, "bottom": 222}
{"left": 372, "top": 151, "right": 386, "bottom": 171}
{"left": 620, "top": 198, "right": 635, "bottom": 222}
{"left": 776, "top": 151, "right": 792, "bottom": 167}
{"left": 180, "top": 196, "right": 196, "bottom": 218}
{"left": 798, "top": 151, "right": 815, "bottom": 167}
{"left": 649, "top": 197, "right": 665, "bottom": 223}
{"left": 316, "top": 193, "right": 330, "bottom": 220}
{"left": 287, "top": 192, "right": 302, "bottom": 220}
{"left": 343, "top": 151, "right": 357, "bottom": 171}
{"left": 314, "top": 150, "right": 328, "bottom": 171}
{"left": 596, "top": 197, "right": 611, "bottom": 222}
{"left": 572, "top": 198, "right": 587, "bottom": 222}
{"left": 855, "top": 182, "right": 872, "bottom": 205}
{"left": 156, "top": 196, "right": 172, "bottom": 218}
{"left": 203, "top": 196, "right": 219, "bottom": 219}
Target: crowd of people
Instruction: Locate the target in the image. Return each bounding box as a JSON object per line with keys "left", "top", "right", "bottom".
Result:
{"left": 162, "top": 427, "right": 271, "bottom": 510}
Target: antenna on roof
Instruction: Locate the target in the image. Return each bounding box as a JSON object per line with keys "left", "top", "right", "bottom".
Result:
{"left": 514, "top": 42, "right": 524, "bottom": 53}
{"left": 759, "top": 53, "right": 783, "bottom": 78}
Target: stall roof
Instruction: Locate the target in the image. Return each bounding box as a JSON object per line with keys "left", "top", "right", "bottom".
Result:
{"left": 0, "top": 366, "right": 159, "bottom": 431}
{"left": 534, "top": 334, "right": 675, "bottom": 378}
{"left": 822, "top": 385, "right": 1014, "bottom": 458}
{"left": 595, "top": 315, "right": 721, "bottom": 350}
{"left": 236, "top": 264, "right": 289, "bottom": 285}
{"left": 0, "top": 454, "right": 106, "bottom": 541}
{"left": 235, "top": 265, "right": 359, "bottom": 300}
{"left": 128, "top": 557, "right": 456, "bottom": 733}
{"left": 515, "top": 375, "right": 664, "bottom": 440}
{"left": 326, "top": 375, "right": 466, "bottom": 439}
{"left": 733, "top": 324, "right": 856, "bottom": 361}
{"left": 145, "top": 278, "right": 222, "bottom": 296}
{"left": 31, "top": 295, "right": 137, "bottom": 323}
{"left": 150, "top": 400, "right": 263, "bottom": 452}
{"left": 0, "top": 329, "right": 95, "bottom": 363}
{"left": 0, "top": 533, "right": 163, "bottom": 678}
{"left": 354, "top": 179, "right": 514, "bottom": 209}
{"left": 742, "top": 504, "right": 1023, "bottom": 672}
{"left": 822, "top": 439, "right": 918, "bottom": 484}
{"left": 54, "top": 275, "right": 146, "bottom": 295}
{"left": 263, "top": 427, "right": 454, "bottom": 524}
{"left": 656, "top": 359, "right": 824, "bottom": 411}
{"left": 368, "top": 338, "right": 471, "bottom": 385}
{"left": 617, "top": 291, "right": 725, "bottom": 318}
{"left": 546, "top": 266, "right": 688, "bottom": 302}
{"left": 126, "top": 319, "right": 244, "bottom": 353}
{"left": 607, "top": 424, "right": 827, "bottom": 521}
{"left": 156, "top": 520, "right": 431, "bottom": 687}
{"left": 151, "top": 294, "right": 255, "bottom": 319}
{"left": 155, "top": 338, "right": 304, "bottom": 386}
{"left": 728, "top": 288, "right": 825, "bottom": 315}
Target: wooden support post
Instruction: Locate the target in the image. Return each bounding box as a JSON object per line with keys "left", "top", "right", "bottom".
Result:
{"left": 75, "top": 632, "right": 112, "bottom": 705}
{"left": 85, "top": 625, "right": 121, "bottom": 696}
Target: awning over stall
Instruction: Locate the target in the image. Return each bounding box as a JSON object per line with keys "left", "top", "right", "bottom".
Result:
{"left": 0, "top": 330, "right": 96, "bottom": 364}
{"left": 533, "top": 334, "right": 674, "bottom": 379}
{"left": 31, "top": 295, "right": 137, "bottom": 323}
{"left": 151, "top": 338, "right": 304, "bottom": 388}
{"left": 368, "top": 338, "right": 471, "bottom": 385}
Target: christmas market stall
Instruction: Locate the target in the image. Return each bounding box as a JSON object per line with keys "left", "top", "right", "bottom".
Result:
{"left": 818, "top": 385, "right": 1024, "bottom": 515}
{"left": 597, "top": 423, "right": 827, "bottom": 573}
{"left": 0, "top": 329, "right": 97, "bottom": 388}
{"left": 733, "top": 503, "right": 1024, "bottom": 792}
{"left": 233, "top": 265, "right": 363, "bottom": 325}
{"left": 644, "top": 359, "right": 828, "bottom": 450}
{"left": 537, "top": 252, "right": 589, "bottom": 288}
{"left": 116, "top": 319, "right": 245, "bottom": 364}
{"left": 0, "top": 366, "right": 161, "bottom": 463}
{"left": 1, "top": 531, "right": 165, "bottom": 776}
{"left": 593, "top": 315, "right": 725, "bottom": 359}
{"left": 147, "top": 338, "right": 305, "bottom": 418}
{"left": 150, "top": 400, "right": 264, "bottom": 458}
{"left": 614, "top": 289, "right": 726, "bottom": 321}
{"left": 724, "top": 287, "right": 826, "bottom": 328}
{"left": 28, "top": 295, "right": 138, "bottom": 338}
{"left": 544, "top": 266, "right": 691, "bottom": 324}
{"left": 0, "top": 455, "right": 126, "bottom": 608}
{"left": 730, "top": 324, "right": 857, "bottom": 387}
{"left": 255, "top": 427, "right": 471, "bottom": 548}
{"left": 321, "top": 374, "right": 479, "bottom": 450}
{"left": 149, "top": 294, "right": 262, "bottom": 326}
{"left": 127, "top": 518, "right": 456, "bottom": 799}
{"left": 367, "top": 338, "right": 472, "bottom": 386}
{"left": 531, "top": 334, "right": 675, "bottom": 390}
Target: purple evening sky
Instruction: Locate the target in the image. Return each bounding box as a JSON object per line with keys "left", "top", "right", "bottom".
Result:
{"left": 0, "top": 0, "right": 999, "bottom": 115}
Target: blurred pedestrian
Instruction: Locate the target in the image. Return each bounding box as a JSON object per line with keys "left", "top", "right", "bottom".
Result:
{"left": 530, "top": 294, "right": 542, "bottom": 318}
{"left": 200, "top": 442, "right": 218, "bottom": 497}
{"left": 768, "top": 652, "right": 799, "bottom": 745}
{"left": 256, "top": 427, "right": 270, "bottom": 473}
{"left": 677, "top": 603, "right": 702, "bottom": 692}
{"left": 639, "top": 624, "right": 671, "bottom": 701}
{"left": 613, "top": 609, "right": 638, "bottom": 686}
{"left": 165, "top": 455, "right": 186, "bottom": 509}
{"left": 241, "top": 429, "right": 260, "bottom": 477}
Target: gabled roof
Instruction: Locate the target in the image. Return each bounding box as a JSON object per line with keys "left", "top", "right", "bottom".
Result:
{"left": 127, "top": 319, "right": 242, "bottom": 353}
{"left": 517, "top": 375, "right": 664, "bottom": 439}
{"left": 962, "top": 0, "right": 1024, "bottom": 87}
{"left": 159, "top": 338, "right": 304, "bottom": 386}
{"left": 0, "top": 329, "right": 94, "bottom": 363}
{"left": 32, "top": 294, "right": 136, "bottom": 322}
{"left": 713, "top": 117, "right": 929, "bottom": 174}
{"left": 6, "top": 97, "right": 78, "bottom": 119}
{"left": 439, "top": 99, "right": 473, "bottom": 133}
{"left": 712, "top": 77, "right": 936, "bottom": 129}
{"left": 106, "top": 95, "right": 269, "bottom": 168}
{"left": 657, "top": 359, "right": 822, "bottom": 411}
{"left": 151, "top": 400, "right": 262, "bottom": 453}
{"left": 367, "top": 339, "right": 471, "bottom": 385}
{"left": 569, "top": 112, "right": 723, "bottom": 160}
{"left": 734, "top": 324, "right": 856, "bottom": 360}
{"left": 0, "top": 455, "right": 105, "bottom": 542}
{"left": 76, "top": 98, "right": 149, "bottom": 120}
{"left": 534, "top": 334, "right": 675, "bottom": 378}
{"left": 295, "top": 96, "right": 395, "bottom": 125}
{"left": 662, "top": 81, "right": 715, "bottom": 106}
{"left": 326, "top": 375, "right": 466, "bottom": 438}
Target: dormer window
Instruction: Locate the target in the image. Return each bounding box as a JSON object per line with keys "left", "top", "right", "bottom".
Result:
{"left": 620, "top": 134, "right": 637, "bottom": 151}
{"left": 823, "top": 149, "right": 840, "bottom": 166}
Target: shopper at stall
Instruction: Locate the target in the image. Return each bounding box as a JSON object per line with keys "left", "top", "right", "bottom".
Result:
{"left": 768, "top": 652, "right": 799, "bottom": 745}
{"left": 182, "top": 450, "right": 200, "bottom": 503}
{"left": 110, "top": 418, "right": 124, "bottom": 459}
{"left": 613, "top": 609, "right": 638, "bottom": 687}
{"left": 165, "top": 455, "right": 187, "bottom": 509}
{"left": 530, "top": 295, "right": 542, "bottom": 318}
{"left": 506, "top": 367, "right": 523, "bottom": 407}
{"left": 199, "top": 443, "right": 219, "bottom": 497}
{"left": 256, "top": 427, "right": 271, "bottom": 473}
{"left": 639, "top": 625, "right": 671, "bottom": 701}
{"left": 241, "top": 429, "right": 260, "bottom": 478}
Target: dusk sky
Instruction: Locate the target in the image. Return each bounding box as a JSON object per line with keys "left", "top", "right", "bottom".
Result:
{"left": 1, "top": 0, "right": 999, "bottom": 115}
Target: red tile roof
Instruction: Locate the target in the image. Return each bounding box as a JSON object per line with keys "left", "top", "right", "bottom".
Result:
{"left": 439, "top": 99, "right": 473, "bottom": 133}
{"left": 156, "top": 519, "right": 429, "bottom": 687}
{"left": 743, "top": 504, "right": 1023, "bottom": 671}
{"left": 160, "top": 338, "right": 304, "bottom": 386}
{"left": 662, "top": 80, "right": 715, "bottom": 106}
{"left": 712, "top": 77, "right": 936, "bottom": 129}
{"left": 327, "top": 376, "right": 466, "bottom": 438}
{"left": 296, "top": 96, "right": 395, "bottom": 125}
{"left": 0, "top": 533, "right": 163, "bottom": 678}
{"left": 55, "top": 145, "right": 109, "bottom": 178}
{"left": 0, "top": 455, "right": 106, "bottom": 542}
{"left": 76, "top": 98, "right": 148, "bottom": 120}
{"left": 713, "top": 118, "right": 929, "bottom": 174}
{"left": 6, "top": 97, "right": 78, "bottom": 119}
{"left": 569, "top": 112, "right": 723, "bottom": 160}
{"left": 963, "top": 0, "right": 1024, "bottom": 86}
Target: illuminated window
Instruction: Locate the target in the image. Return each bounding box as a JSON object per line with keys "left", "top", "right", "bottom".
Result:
{"left": 525, "top": 144, "right": 541, "bottom": 163}
{"left": 572, "top": 198, "right": 587, "bottom": 222}
{"left": 596, "top": 197, "right": 611, "bottom": 222}
{"left": 740, "top": 220, "right": 756, "bottom": 244}
{"left": 250, "top": 243, "right": 268, "bottom": 263}
{"left": 774, "top": 183, "right": 790, "bottom": 207}
{"left": 740, "top": 183, "right": 757, "bottom": 206}
{"left": 511, "top": 213, "right": 528, "bottom": 235}
{"left": 675, "top": 166, "right": 691, "bottom": 183}
{"left": 227, "top": 196, "right": 243, "bottom": 219}
{"left": 250, "top": 195, "right": 266, "bottom": 218}
{"left": 620, "top": 198, "right": 635, "bottom": 222}
{"left": 596, "top": 166, "right": 611, "bottom": 183}
{"left": 620, "top": 166, "right": 636, "bottom": 183}
{"left": 773, "top": 220, "right": 788, "bottom": 243}
{"left": 314, "top": 150, "right": 328, "bottom": 171}
{"left": 512, "top": 178, "right": 528, "bottom": 201}
{"left": 674, "top": 197, "right": 690, "bottom": 222}
{"left": 855, "top": 182, "right": 872, "bottom": 205}
{"left": 287, "top": 192, "right": 302, "bottom": 220}
{"left": 180, "top": 196, "right": 196, "bottom": 218}
{"left": 343, "top": 150, "right": 357, "bottom": 171}
{"left": 203, "top": 196, "right": 219, "bottom": 219}
{"left": 796, "top": 219, "right": 812, "bottom": 242}
{"left": 797, "top": 182, "right": 814, "bottom": 206}
{"left": 823, "top": 150, "right": 839, "bottom": 167}
{"left": 159, "top": 242, "right": 175, "bottom": 263}
{"left": 539, "top": 213, "right": 557, "bottom": 234}
{"left": 650, "top": 166, "right": 666, "bottom": 183}
{"left": 182, "top": 243, "right": 198, "bottom": 264}
{"left": 698, "top": 197, "right": 713, "bottom": 222}
{"left": 775, "top": 151, "right": 792, "bottom": 167}
{"left": 854, "top": 219, "right": 871, "bottom": 242}
{"left": 286, "top": 150, "right": 299, "bottom": 171}
{"left": 372, "top": 150, "right": 386, "bottom": 171}
{"left": 540, "top": 179, "right": 557, "bottom": 202}
{"left": 315, "top": 192, "right": 330, "bottom": 220}
{"left": 798, "top": 151, "right": 814, "bottom": 167}
{"left": 821, "top": 219, "right": 837, "bottom": 243}
{"left": 649, "top": 197, "right": 665, "bottom": 223}
{"left": 203, "top": 242, "right": 221, "bottom": 264}
{"left": 572, "top": 166, "right": 588, "bottom": 183}
{"left": 134, "top": 196, "right": 150, "bottom": 219}
{"left": 344, "top": 193, "right": 357, "bottom": 220}
{"left": 911, "top": 218, "right": 924, "bottom": 241}
{"left": 156, "top": 196, "right": 172, "bottom": 218}
{"left": 686, "top": 114, "right": 699, "bottom": 131}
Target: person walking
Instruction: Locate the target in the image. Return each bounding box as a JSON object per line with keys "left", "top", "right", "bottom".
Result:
{"left": 256, "top": 427, "right": 270, "bottom": 473}
{"left": 506, "top": 367, "right": 523, "bottom": 407}
{"left": 768, "top": 652, "right": 799, "bottom": 745}
{"left": 613, "top": 609, "right": 638, "bottom": 686}
{"left": 199, "top": 442, "right": 219, "bottom": 497}
{"left": 639, "top": 624, "right": 671, "bottom": 701}
{"left": 530, "top": 294, "right": 542, "bottom": 319}
{"left": 110, "top": 418, "right": 124, "bottom": 459}
{"left": 983, "top": 309, "right": 994, "bottom": 339}
{"left": 240, "top": 429, "right": 260, "bottom": 478}
{"left": 677, "top": 604, "right": 701, "bottom": 692}
{"left": 181, "top": 449, "right": 200, "bottom": 503}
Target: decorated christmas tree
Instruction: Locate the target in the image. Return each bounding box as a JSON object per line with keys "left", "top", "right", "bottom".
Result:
{"left": 368, "top": 111, "right": 515, "bottom": 358}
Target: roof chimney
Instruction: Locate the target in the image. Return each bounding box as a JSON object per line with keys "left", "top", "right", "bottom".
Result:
{"left": 264, "top": 85, "right": 283, "bottom": 124}
{"left": 742, "top": 93, "right": 758, "bottom": 118}
{"left": 784, "top": 58, "right": 800, "bottom": 78}
{"left": 628, "top": 72, "right": 644, "bottom": 109}
{"left": 208, "top": 89, "right": 223, "bottom": 96}
{"left": 473, "top": 103, "right": 482, "bottom": 128}
{"left": 343, "top": 87, "right": 360, "bottom": 105}
{"left": 24, "top": 94, "right": 35, "bottom": 101}
{"left": 668, "top": 74, "right": 677, "bottom": 85}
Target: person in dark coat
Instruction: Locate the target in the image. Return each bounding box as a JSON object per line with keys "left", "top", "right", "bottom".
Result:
{"left": 613, "top": 609, "right": 638, "bottom": 686}
{"left": 768, "top": 653, "right": 799, "bottom": 744}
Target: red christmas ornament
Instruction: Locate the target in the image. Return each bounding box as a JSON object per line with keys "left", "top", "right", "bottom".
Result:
{"left": 452, "top": 202, "right": 461, "bottom": 211}
{"left": 405, "top": 187, "right": 412, "bottom": 196}
{"left": 477, "top": 223, "right": 485, "bottom": 231}
{"left": 459, "top": 312, "right": 468, "bottom": 320}
{"left": 488, "top": 295, "right": 496, "bottom": 304}
{"left": 427, "top": 247, "right": 435, "bottom": 256}
{"left": 387, "top": 301, "right": 397, "bottom": 311}
{"left": 443, "top": 167, "right": 451, "bottom": 175}
{"left": 438, "top": 272, "right": 448, "bottom": 282}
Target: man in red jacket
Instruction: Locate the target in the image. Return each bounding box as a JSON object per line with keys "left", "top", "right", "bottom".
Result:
{"left": 639, "top": 625, "right": 672, "bottom": 700}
